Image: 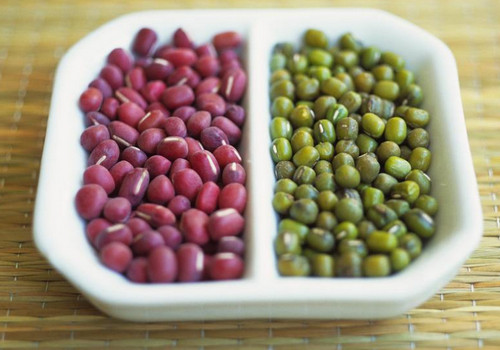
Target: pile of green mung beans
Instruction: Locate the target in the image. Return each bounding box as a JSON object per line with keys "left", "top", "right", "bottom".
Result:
{"left": 269, "top": 30, "right": 438, "bottom": 277}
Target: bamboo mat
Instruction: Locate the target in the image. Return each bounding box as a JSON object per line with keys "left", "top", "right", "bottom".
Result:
{"left": 0, "top": 0, "right": 499, "bottom": 348}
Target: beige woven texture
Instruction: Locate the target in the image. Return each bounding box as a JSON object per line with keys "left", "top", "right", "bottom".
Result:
{"left": 0, "top": 0, "right": 499, "bottom": 348}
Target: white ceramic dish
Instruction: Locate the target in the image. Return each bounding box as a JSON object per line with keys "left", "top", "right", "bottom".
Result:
{"left": 33, "top": 8, "right": 482, "bottom": 321}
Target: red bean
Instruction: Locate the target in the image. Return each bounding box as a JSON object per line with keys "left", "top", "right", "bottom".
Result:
{"left": 144, "top": 155, "right": 171, "bottom": 178}
{"left": 218, "top": 183, "right": 247, "bottom": 214}
{"left": 121, "top": 146, "right": 147, "bottom": 167}
{"left": 88, "top": 139, "right": 120, "bottom": 169}
{"left": 172, "top": 106, "right": 196, "bottom": 122}
{"left": 185, "top": 137, "right": 204, "bottom": 159}
{"left": 169, "top": 158, "right": 191, "bottom": 176}
{"left": 132, "top": 230, "right": 165, "bottom": 256}
{"left": 213, "top": 32, "right": 242, "bottom": 51}
{"left": 209, "top": 252, "right": 244, "bottom": 280}
{"left": 89, "top": 78, "right": 113, "bottom": 99}
{"left": 95, "top": 223, "right": 133, "bottom": 250}
{"left": 147, "top": 174, "right": 175, "bottom": 204}
{"left": 137, "top": 109, "right": 166, "bottom": 132}
{"left": 159, "top": 48, "right": 197, "bottom": 67}
{"left": 132, "top": 28, "right": 158, "bottom": 56}
{"left": 208, "top": 208, "right": 244, "bottom": 241}
{"left": 83, "top": 164, "right": 115, "bottom": 194}
{"left": 225, "top": 104, "right": 246, "bottom": 127}
{"left": 195, "top": 181, "right": 220, "bottom": 214}
{"left": 200, "top": 126, "right": 229, "bottom": 151}
{"left": 156, "top": 136, "right": 188, "bottom": 161}
{"left": 100, "top": 241, "right": 133, "bottom": 273}
{"left": 186, "top": 111, "right": 211, "bottom": 138}
{"left": 153, "top": 45, "right": 173, "bottom": 59}
{"left": 115, "top": 87, "right": 148, "bottom": 109}
{"left": 167, "top": 66, "right": 201, "bottom": 88}
{"left": 217, "top": 236, "right": 245, "bottom": 256}
{"left": 126, "top": 257, "right": 148, "bottom": 283}
{"left": 79, "top": 87, "right": 103, "bottom": 112}
{"left": 108, "top": 121, "right": 139, "bottom": 148}
{"left": 109, "top": 160, "right": 134, "bottom": 190}
{"left": 146, "top": 102, "right": 170, "bottom": 116}
{"left": 219, "top": 50, "right": 239, "bottom": 65}
{"left": 117, "top": 101, "right": 146, "bottom": 128}
{"left": 222, "top": 162, "right": 246, "bottom": 185}
{"left": 100, "top": 64, "right": 124, "bottom": 90}
{"left": 180, "top": 208, "right": 210, "bottom": 245}
{"left": 195, "top": 43, "right": 217, "bottom": 57}
{"left": 140, "top": 80, "right": 166, "bottom": 104}
{"left": 168, "top": 195, "right": 191, "bottom": 219}
{"left": 195, "top": 77, "right": 220, "bottom": 96}
{"left": 157, "top": 225, "right": 183, "bottom": 250}
{"left": 176, "top": 243, "right": 204, "bottom": 282}
{"left": 190, "top": 150, "right": 220, "bottom": 183}
{"left": 145, "top": 58, "right": 174, "bottom": 80}
{"left": 172, "top": 168, "right": 203, "bottom": 201}
{"left": 135, "top": 203, "right": 176, "bottom": 227}
{"left": 213, "top": 144, "right": 242, "bottom": 168}
{"left": 211, "top": 116, "right": 241, "bottom": 145}
{"left": 85, "top": 111, "right": 110, "bottom": 127}
{"left": 107, "top": 48, "right": 133, "bottom": 73}
{"left": 103, "top": 197, "right": 132, "bottom": 223}
{"left": 196, "top": 92, "right": 226, "bottom": 117}
{"left": 86, "top": 218, "right": 112, "bottom": 247}
{"left": 220, "top": 68, "right": 247, "bottom": 103}
{"left": 125, "top": 66, "right": 147, "bottom": 90}
{"left": 173, "top": 28, "right": 193, "bottom": 49}
{"left": 80, "top": 124, "right": 110, "bottom": 152}
{"left": 100, "top": 97, "right": 120, "bottom": 119}
{"left": 147, "top": 246, "right": 177, "bottom": 283}
{"left": 194, "top": 55, "right": 220, "bottom": 77}
{"left": 163, "top": 116, "right": 187, "bottom": 137}
{"left": 220, "top": 60, "right": 242, "bottom": 77}
{"left": 137, "top": 128, "right": 166, "bottom": 154}
{"left": 161, "top": 85, "right": 195, "bottom": 111}
{"left": 118, "top": 167, "right": 149, "bottom": 206}
{"left": 126, "top": 217, "right": 152, "bottom": 237}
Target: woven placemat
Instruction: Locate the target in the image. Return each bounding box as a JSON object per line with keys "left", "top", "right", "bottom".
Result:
{"left": 1, "top": 0, "right": 499, "bottom": 348}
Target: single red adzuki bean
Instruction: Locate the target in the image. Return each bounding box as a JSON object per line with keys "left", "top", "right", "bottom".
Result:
{"left": 167, "top": 195, "right": 191, "bottom": 217}
{"left": 176, "top": 243, "right": 204, "bottom": 282}
{"left": 88, "top": 139, "right": 120, "bottom": 169}
{"left": 83, "top": 164, "right": 115, "bottom": 194}
{"left": 79, "top": 87, "right": 103, "bottom": 113}
{"left": 157, "top": 225, "right": 183, "bottom": 250}
{"left": 146, "top": 174, "right": 175, "bottom": 204}
{"left": 126, "top": 257, "right": 148, "bottom": 283}
{"left": 132, "top": 28, "right": 158, "bottom": 57}
{"left": 80, "top": 125, "right": 110, "bottom": 152}
{"left": 100, "top": 241, "right": 133, "bottom": 273}
{"left": 103, "top": 197, "right": 132, "bottom": 223}
{"left": 107, "top": 48, "right": 133, "bottom": 73}
{"left": 218, "top": 182, "right": 247, "bottom": 214}
{"left": 209, "top": 252, "right": 244, "bottom": 280}
{"left": 147, "top": 246, "right": 177, "bottom": 283}
{"left": 208, "top": 208, "right": 245, "bottom": 241}
{"left": 95, "top": 223, "right": 133, "bottom": 250}
{"left": 180, "top": 208, "right": 210, "bottom": 245}
{"left": 144, "top": 155, "right": 171, "bottom": 178}
{"left": 109, "top": 160, "right": 134, "bottom": 190}
{"left": 132, "top": 230, "right": 165, "bottom": 256}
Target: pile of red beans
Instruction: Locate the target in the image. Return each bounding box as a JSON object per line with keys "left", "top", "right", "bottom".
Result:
{"left": 75, "top": 27, "right": 248, "bottom": 283}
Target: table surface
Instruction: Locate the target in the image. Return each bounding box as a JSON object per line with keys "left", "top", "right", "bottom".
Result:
{"left": 1, "top": 0, "right": 500, "bottom": 348}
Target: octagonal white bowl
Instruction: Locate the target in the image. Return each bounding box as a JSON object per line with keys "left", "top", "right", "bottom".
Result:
{"left": 33, "top": 8, "right": 482, "bottom": 321}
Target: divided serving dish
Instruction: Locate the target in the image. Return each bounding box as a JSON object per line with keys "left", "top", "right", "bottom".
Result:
{"left": 33, "top": 8, "right": 482, "bottom": 321}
